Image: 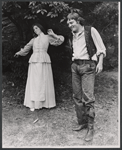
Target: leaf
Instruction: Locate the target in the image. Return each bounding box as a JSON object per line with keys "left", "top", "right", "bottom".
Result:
{"left": 14, "top": 3, "right": 21, "bottom": 8}
{"left": 40, "top": 9, "right": 47, "bottom": 15}
{"left": 2, "top": 89, "right": 5, "bottom": 93}
{"left": 49, "top": 3, "right": 53, "bottom": 7}
{"left": 36, "top": 9, "right": 41, "bottom": 13}
{"left": 60, "top": 18, "right": 65, "bottom": 23}
{"left": 29, "top": 2, "right": 36, "bottom": 6}
{"left": 47, "top": 12, "right": 53, "bottom": 17}
{"left": 50, "top": 13, "right": 58, "bottom": 18}
{"left": 42, "top": 9, "right": 47, "bottom": 13}
{"left": 12, "top": 83, "right": 14, "bottom": 86}
{"left": 77, "top": 1, "right": 82, "bottom": 4}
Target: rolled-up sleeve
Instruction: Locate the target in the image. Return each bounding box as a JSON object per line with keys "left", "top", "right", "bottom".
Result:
{"left": 91, "top": 27, "right": 106, "bottom": 57}
{"left": 18, "top": 38, "right": 34, "bottom": 56}
{"left": 48, "top": 34, "right": 64, "bottom": 46}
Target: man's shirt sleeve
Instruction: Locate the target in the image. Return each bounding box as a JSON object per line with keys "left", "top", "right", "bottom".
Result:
{"left": 91, "top": 27, "right": 106, "bottom": 57}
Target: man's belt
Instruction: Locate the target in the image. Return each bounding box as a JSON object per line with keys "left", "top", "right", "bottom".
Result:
{"left": 73, "top": 59, "right": 97, "bottom": 65}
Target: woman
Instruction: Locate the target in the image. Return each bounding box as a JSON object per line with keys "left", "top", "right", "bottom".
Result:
{"left": 14, "top": 23, "right": 64, "bottom": 111}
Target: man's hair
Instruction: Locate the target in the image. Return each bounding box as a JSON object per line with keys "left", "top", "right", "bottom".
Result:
{"left": 67, "top": 12, "right": 85, "bottom": 25}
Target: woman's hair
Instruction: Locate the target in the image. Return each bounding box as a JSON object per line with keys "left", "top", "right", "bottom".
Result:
{"left": 67, "top": 12, "right": 85, "bottom": 26}
{"left": 32, "top": 23, "right": 46, "bottom": 37}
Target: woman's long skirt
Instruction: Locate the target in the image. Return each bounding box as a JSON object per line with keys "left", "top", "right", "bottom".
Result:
{"left": 23, "top": 62, "right": 56, "bottom": 109}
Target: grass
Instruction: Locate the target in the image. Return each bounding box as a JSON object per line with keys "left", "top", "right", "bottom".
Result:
{"left": 2, "top": 68, "right": 119, "bottom": 147}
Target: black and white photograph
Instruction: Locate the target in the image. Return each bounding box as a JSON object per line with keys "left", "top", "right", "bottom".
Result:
{"left": 2, "top": 1, "right": 120, "bottom": 148}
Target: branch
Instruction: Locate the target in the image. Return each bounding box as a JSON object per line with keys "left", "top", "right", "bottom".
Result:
{"left": 101, "top": 19, "right": 114, "bottom": 33}
{"left": 2, "top": 8, "right": 24, "bottom": 41}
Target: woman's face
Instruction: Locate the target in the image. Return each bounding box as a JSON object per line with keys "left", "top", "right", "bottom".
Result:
{"left": 33, "top": 25, "right": 42, "bottom": 35}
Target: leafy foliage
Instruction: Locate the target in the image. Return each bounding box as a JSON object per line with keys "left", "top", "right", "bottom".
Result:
{"left": 92, "top": 2, "right": 118, "bottom": 69}
{"left": 2, "top": 2, "right": 119, "bottom": 80}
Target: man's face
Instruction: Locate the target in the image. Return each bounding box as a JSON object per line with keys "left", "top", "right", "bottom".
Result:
{"left": 67, "top": 19, "right": 79, "bottom": 33}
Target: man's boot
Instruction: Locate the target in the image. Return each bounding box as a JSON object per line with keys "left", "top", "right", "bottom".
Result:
{"left": 72, "top": 123, "right": 87, "bottom": 131}
{"left": 85, "top": 123, "right": 94, "bottom": 141}
{"left": 72, "top": 102, "right": 88, "bottom": 131}
{"left": 84, "top": 105, "right": 95, "bottom": 141}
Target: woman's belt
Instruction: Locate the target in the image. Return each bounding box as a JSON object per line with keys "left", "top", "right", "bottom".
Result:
{"left": 33, "top": 50, "right": 46, "bottom": 53}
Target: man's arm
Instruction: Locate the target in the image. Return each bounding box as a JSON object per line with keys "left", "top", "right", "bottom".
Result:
{"left": 91, "top": 27, "right": 106, "bottom": 74}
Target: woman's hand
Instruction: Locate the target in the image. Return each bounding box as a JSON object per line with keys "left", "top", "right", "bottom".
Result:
{"left": 47, "top": 29, "right": 55, "bottom": 36}
{"left": 47, "top": 29, "right": 60, "bottom": 40}
{"left": 14, "top": 52, "right": 20, "bottom": 58}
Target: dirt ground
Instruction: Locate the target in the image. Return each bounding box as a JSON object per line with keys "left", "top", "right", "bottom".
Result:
{"left": 2, "top": 68, "right": 119, "bottom": 148}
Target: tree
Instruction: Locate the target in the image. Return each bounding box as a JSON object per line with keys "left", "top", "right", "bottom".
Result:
{"left": 92, "top": 2, "right": 118, "bottom": 69}
{"left": 2, "top": 1, "right": 119, "bottom": 79}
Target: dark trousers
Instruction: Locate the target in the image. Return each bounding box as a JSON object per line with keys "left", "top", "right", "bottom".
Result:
{"left": 71, "top": 60, "right": 96, "bottom": 125}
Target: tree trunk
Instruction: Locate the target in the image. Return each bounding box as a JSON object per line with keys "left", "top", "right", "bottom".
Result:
{"left": 2, "top": 8, "right": 24, "bottom": 42}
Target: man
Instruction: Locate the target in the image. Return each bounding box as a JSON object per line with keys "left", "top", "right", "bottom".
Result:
{"left": 67, "top": 12, "right": 106, "bottom": 141}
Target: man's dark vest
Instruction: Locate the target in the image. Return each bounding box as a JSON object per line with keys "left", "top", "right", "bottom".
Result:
{"left": 69, "top": 26, "right": 96, "bottom": 60}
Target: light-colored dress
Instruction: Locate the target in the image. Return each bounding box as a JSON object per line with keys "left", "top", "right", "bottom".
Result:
{"left": 17, "top": 32, "right": 64, "bottom": 109}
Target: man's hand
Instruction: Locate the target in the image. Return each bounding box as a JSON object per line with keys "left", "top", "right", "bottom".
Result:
{"left": 96, "top": 53, "right": 104, "bottom": 74}
{"left": 96, "top": 62, "right": 103, "bottom": 74}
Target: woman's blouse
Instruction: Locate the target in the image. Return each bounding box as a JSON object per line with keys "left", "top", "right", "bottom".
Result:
{"left": 18, "top": 32, "right": 64, "bottom": 63}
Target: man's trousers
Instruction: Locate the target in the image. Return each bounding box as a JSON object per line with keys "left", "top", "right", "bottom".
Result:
{"left": 71, "top": 60, "right": 96, "bottom": 125}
